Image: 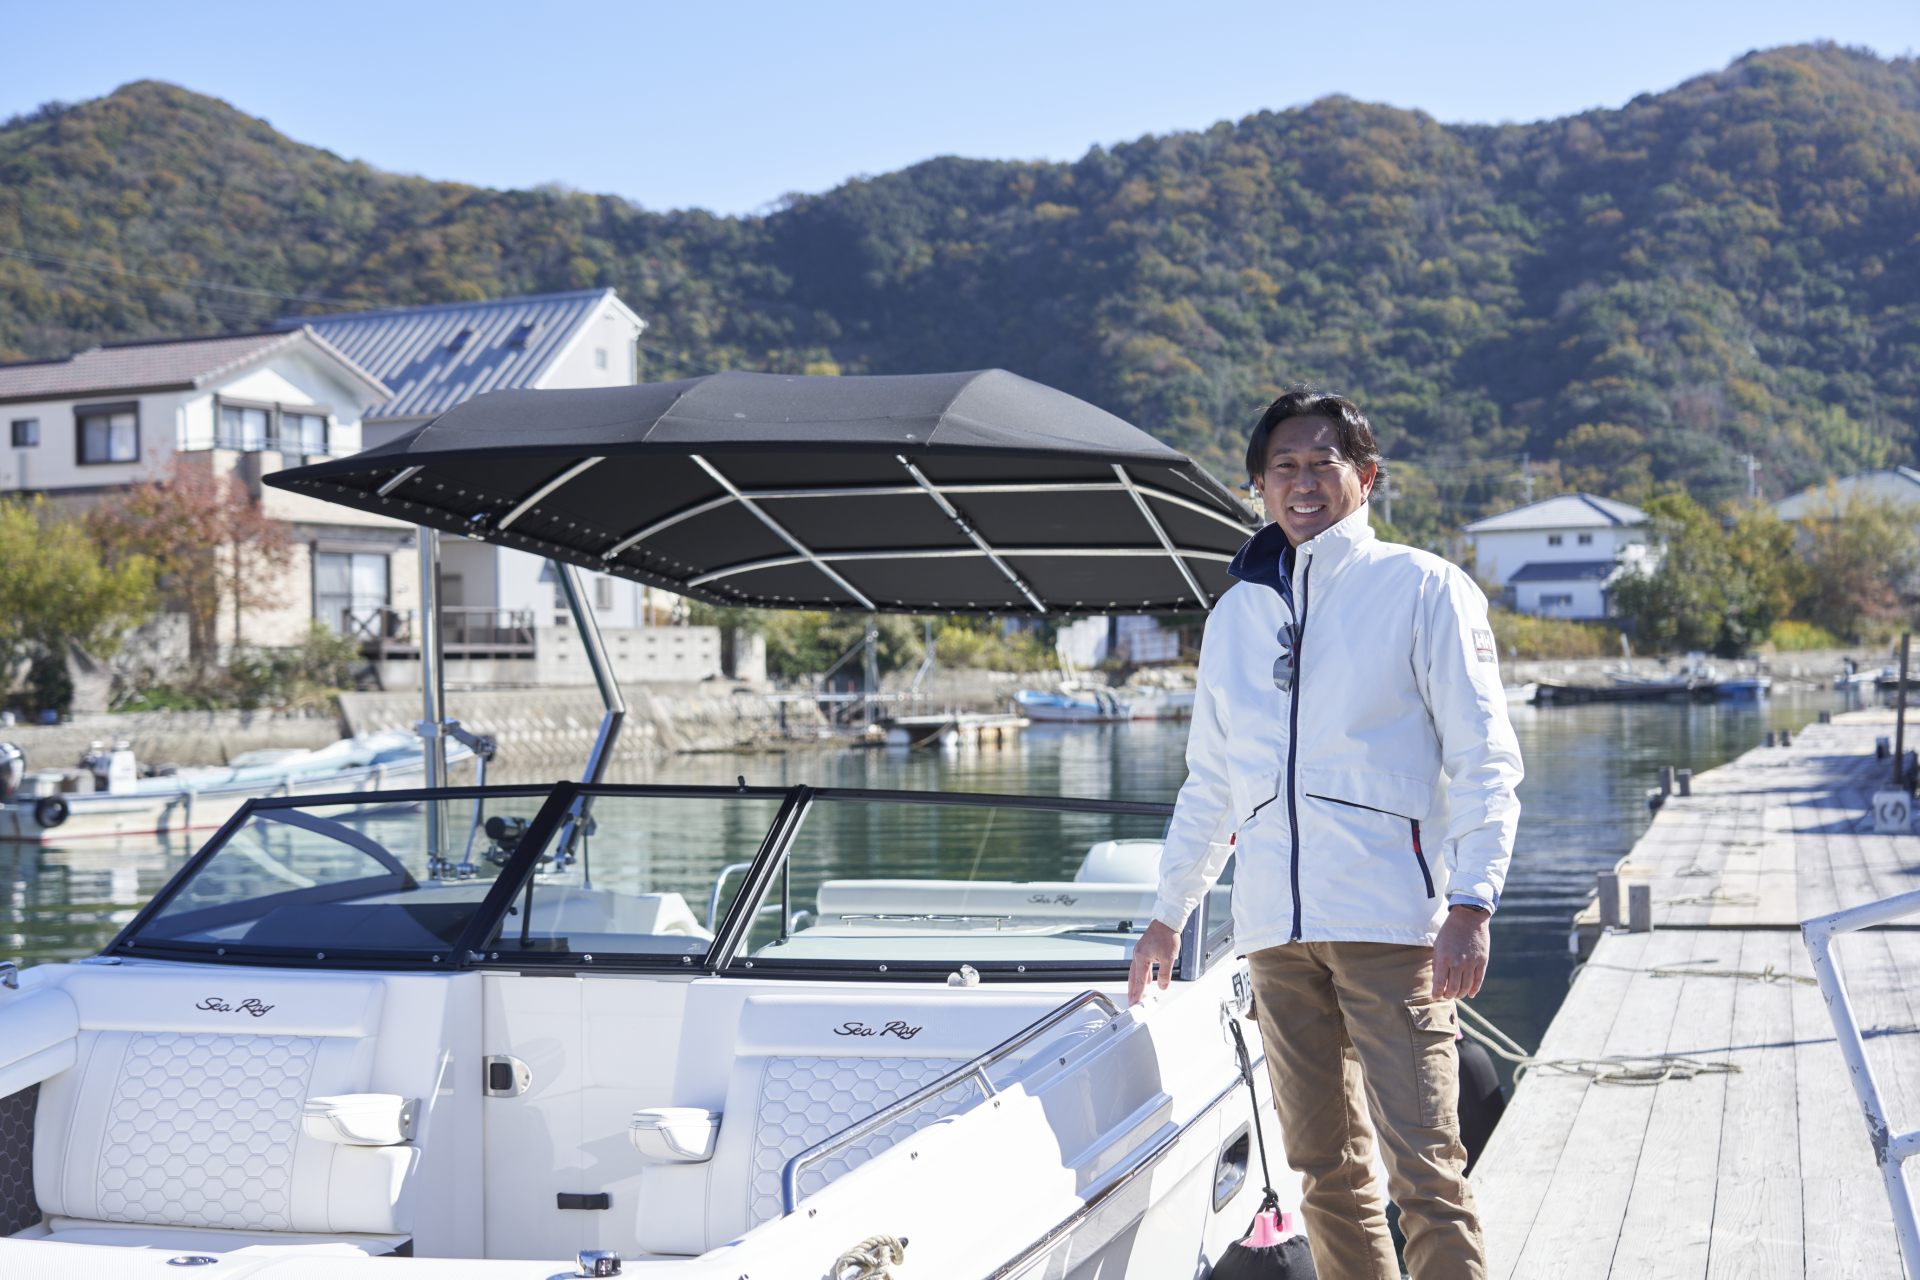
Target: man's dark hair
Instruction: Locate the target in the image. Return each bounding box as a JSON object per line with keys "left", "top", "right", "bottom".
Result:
{"left": 1245, "top": 388, "right": 1384, "bottom": 484}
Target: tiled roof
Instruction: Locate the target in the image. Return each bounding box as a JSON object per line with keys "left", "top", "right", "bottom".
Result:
{"left": 1507, "top": 559, "right": 1620, "bottom": 584}
{"left": 1463, "top": 493, "right": 1648, "bottom": 533}
{"left": 281, "top": 289, "right": 640, "bottom": 423}
{"left": 0, "top": 328, "right": 383, "bottom": 404}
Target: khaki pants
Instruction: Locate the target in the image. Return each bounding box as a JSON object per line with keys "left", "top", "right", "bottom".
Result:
{"left": 1248, "top": 941, "right": 1485, "bottom": 1280}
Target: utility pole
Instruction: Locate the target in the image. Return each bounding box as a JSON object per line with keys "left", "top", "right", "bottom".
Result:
{"left": 1743, "top": 453, "right": 1760, "bottom": 500}
{"left": 1521, "top": 452, "right": 1535, "bottom": 504}
{"left": 1376, "top": 473, "right": 1393, "bottom": 526}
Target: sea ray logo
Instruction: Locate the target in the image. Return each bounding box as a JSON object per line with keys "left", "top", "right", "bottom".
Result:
{"left": 834, "top": 1019, "right": 923, "bottom": 1040}
{"left": 195, "top": 997, "right": 276, "bottom": 1018}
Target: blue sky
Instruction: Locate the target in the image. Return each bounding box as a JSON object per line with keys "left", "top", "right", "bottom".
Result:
{"left": 2, "top": 1, "right": 1913, "bottom": 215}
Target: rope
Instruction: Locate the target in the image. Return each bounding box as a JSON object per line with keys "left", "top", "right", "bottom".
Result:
{"left": 1226, "top": 1016, "right": 1282, "bottom": 1214}
{"left": 832, "top": 1234, "right": 908, "bottom": 1279}
{"left": 1578, "top": 960, "right": 1817, "bottom": 987}
{"left": 1457, "top": 998, "right": 1745, "bottom": 1088}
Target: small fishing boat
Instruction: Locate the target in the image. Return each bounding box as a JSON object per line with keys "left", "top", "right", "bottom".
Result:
{"left": 0, "top": 731, "right": 477, "bottom": 844}
{"left": 1013, "top": 686, "right": 1133, "bottom": 723}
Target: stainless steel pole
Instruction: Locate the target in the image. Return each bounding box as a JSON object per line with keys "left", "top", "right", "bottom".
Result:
{"left": 553, "top": 561, "right": 627, "bottom": 876}
{"left": 1896, "top": 632, "right": 1911, "bottom": 790}
{"left": 417, "top": 527, "right": 447, "bottom": 875}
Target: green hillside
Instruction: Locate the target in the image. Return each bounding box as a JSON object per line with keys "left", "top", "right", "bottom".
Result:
{"left": 2, "top": 43, "right": 1915, "bottom": 541}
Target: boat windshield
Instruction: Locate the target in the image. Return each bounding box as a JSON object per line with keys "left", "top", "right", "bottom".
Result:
{"left": 114, "top": 784, "right": 1182, "bottom": 977}
{"left": 122, "top": 788, "right": 556, "bottom": 962}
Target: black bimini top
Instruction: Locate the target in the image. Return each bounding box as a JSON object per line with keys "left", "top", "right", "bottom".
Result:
{"left": 266, "top": 369, "right": 1256, "bottom": 615}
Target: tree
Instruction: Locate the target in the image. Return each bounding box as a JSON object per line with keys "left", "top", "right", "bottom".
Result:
{"left": 1610, "top": 495, "right": 1796, "bottom": 656}
{"left": 1792, "top": 488, "right": 1920, "bottom": 641}
{"left": 87, "top": 458, "right": 293, "bottom": 670}
{"left": 0, "top": 498, "right": 154, "bottom": 709}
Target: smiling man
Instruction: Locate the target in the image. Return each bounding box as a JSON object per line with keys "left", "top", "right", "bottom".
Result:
{"left": 1127, "top": 389, "right": 1522, "bottom": 1280}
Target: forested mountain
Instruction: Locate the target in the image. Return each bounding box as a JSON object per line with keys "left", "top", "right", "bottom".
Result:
{"left": 2, "top": 43, "right": 1916, "bottom": 541}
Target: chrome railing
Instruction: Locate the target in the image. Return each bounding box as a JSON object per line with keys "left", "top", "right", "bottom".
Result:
{"left": 1803, "top": 887, "right": 1920, "bottom": 1278}
{"left": 780, "top": 989, "right": 1123, "bottom": 1213}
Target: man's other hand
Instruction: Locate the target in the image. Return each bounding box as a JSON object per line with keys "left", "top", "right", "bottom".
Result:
{"left": 1432, "top": 905, "right": 1490, "bottom": 999}
{"left": 1127, "top": 920, "right": 1181, "bottom": 1005}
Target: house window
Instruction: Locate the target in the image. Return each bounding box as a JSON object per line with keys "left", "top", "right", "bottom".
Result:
{"left": 594, "top": 347, "right": 609, "bottom": 370}
{"left": 1577, "top": 533, "right": 1593, "bottom": 545}
{"left": 1546, "top": 534, "right": 1562, "bottom": 547}
{"left": 315, "top": 551, "right": 390, "bottom": 638}
{"left": 1540, "top": 593, "right": 1575, "bottom": 607}
{"left": 283, "top": 411, "right": 328, "bottom": 456}
{"left": 76, "top": 403, "right": 139, "bottom": 465}
{"left": 594, "top": 576, "right": 614, "bottom": 610}
{"left": 218, "top": 403, "right": 270, "bottom": 452}
{"left": 10, "top": 418, "right": 37, "bottom": 448}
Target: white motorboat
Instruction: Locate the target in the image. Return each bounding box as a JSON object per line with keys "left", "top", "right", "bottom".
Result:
{"left": 0, "top": 371, "right": 1316, "bottom": 1278}
{"left": 0, "top": 731, "right": 478, "bottom": 844}
{"left": 0, "top": 784, "right": 1292, "bottom": 1277}
{"left": 1012, "top": 687, "right": 1133, "bottom": 723}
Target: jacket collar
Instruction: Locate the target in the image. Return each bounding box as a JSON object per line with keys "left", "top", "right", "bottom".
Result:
{"left": 1228, "top": 505, "right": 1377, "bottom": 597}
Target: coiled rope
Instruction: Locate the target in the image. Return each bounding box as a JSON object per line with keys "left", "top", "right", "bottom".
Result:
{"left": 833, "top": 1234, "right": 908, "bottom": 1279}
{"left": 1457, "top": 995, "right": 1742, "bottom": 1088}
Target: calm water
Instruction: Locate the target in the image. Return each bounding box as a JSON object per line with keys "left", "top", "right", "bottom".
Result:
{"left": 1, "top": 691, "right": 1845, "bottom": 1055}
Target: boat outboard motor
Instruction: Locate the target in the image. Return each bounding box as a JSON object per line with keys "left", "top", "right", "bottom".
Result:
{"left": 0, "top": 743, "right": 23, "bottom": 804}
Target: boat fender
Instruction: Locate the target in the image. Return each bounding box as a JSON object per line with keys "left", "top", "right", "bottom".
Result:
{"left": 33, "top": 794, "right": 68, "bottom": 831}
{"left": 1456, "top": 1034, "right": 1506, "bottom": 1173}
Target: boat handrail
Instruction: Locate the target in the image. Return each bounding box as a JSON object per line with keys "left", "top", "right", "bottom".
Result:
{"left": 1803, "top": 887, "right": 1920, "bottom": 1275}
{"left": 780, "top": 988, "right": 1122, "bottom": 1213}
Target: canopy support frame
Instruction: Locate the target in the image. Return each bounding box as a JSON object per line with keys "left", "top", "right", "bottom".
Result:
{"left": 1113, "top": 464, "right": 1212, "bottom": 609}
{"left": 691, "top": 455, "right": 878, "bottom": 610}
{"left": 899, "top": 457, "right": 1048, "bottom": 614}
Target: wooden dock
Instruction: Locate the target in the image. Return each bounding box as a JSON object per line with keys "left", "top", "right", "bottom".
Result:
{"left": 1474, "top": 709, "right": 1919, "bottom": 1278}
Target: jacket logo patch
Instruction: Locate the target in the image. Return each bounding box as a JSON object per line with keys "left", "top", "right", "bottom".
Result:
{"left": 1472, "top": 629, "right": 1497, "bottom": 663}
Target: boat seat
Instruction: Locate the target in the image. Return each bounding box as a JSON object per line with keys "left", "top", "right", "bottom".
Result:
{"left": 632, "top": 992, "right": 1097, "bottom": 1257}
{"left": 26, "top": 969, "right": 420, "bottom": 1252}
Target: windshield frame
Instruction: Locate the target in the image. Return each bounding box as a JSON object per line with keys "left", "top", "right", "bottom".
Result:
{"left": 105, "top": 781, "right": 1181, "bottom": 980}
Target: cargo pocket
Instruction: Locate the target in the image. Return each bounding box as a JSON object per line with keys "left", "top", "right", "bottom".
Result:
{"left": 1406, "top": 999, "right": 1459, "bottom": 1130}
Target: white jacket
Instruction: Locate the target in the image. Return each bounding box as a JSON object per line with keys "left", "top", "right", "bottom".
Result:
{"left": 1151, "top": 506, "right": 1523, "bottom": 951}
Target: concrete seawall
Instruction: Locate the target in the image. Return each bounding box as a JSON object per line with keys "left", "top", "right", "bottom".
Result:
{"left": 338, "top": 685, "right": 826, "bottom": 775}
{"left": 0, "top": 709, "right": 344, "bottom": 771}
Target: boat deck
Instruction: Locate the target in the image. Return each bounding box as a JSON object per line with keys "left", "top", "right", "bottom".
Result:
{"left": 1474, "top": 710, "right": 1919, "bottom": 1278}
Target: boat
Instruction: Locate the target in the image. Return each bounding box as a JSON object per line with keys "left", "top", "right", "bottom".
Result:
{"left": 1012, "top": 686, "right": 1133, "bottom": 723}
{"left": 0, "top": 731, "right": 478, "bottom": 843}
{"left": 0, "top": 371, "right": 1327, "bottom": 1278}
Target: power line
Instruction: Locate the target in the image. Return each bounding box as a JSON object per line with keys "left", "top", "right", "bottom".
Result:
{"left": 0, "top": 245, "right": 372, "bottom": 310}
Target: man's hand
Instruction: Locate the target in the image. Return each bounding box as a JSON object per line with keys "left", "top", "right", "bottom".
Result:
{"left": 1432, "top": 905, "right": 1490, "bottom": 999}
{"left": 1127, "top": 920, "right": 1181, "bottom": 1005}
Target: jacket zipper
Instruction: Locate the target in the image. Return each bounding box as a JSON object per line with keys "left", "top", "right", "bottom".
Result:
{"left": 1286, "top": 557, "right": 1311, "bottom": 942}
{"left": 1411, "top": 819, "right": 1435, "bottom": 898}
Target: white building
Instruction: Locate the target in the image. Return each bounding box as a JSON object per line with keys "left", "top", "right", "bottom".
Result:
{"left": 1461, "top": 493, "right": 1650, "bottom": 620}
{"left": 0, "top": 328, "right": 413, "bottom": 647}
{"left": 283, "top": 290, "right": 666, "bottom": 652}
{"left": 1775, "top": 467, "right": 1920, "bottom": 521}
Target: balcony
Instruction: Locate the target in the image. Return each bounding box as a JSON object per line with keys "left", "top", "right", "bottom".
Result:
{"left": 344, "top": 606, "right": 537, "bottom": 660}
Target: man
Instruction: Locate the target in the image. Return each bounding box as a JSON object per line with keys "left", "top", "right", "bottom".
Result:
{"left": 1127, "top": 389, "right": 1522, "bottom": 1280}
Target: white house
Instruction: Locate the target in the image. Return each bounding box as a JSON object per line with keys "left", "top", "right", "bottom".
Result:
{"left": 1461, "top": 493, "right": 1650, "bottom": 620}
{"left": 1775, "top": 467, "right": 1920, "bottom": 521}
{"left": 280, "top": 290, "right": 675, "bottom": 652}
{"left": 0, "top": 327, "right": 415, "bottom": 647}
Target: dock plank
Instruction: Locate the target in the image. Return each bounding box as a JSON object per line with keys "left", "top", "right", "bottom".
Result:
{"left": 1474, "top": 711, "right": 1920, "bottom": 1280}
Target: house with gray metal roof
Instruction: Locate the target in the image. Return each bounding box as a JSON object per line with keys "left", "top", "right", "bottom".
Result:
{"left": 279, "top": 288, "right": 646, "bottom": 448}
{"left": 273, "top": 290, "right": 708, "bottom": 679}
{"left": 1774, "top": 467, "right": 1920, "bottom": 521}
{"left": 1461, "top": 493, "right": 1652, "bottom": 620}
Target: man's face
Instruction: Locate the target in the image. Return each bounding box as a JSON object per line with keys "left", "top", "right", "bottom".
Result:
{"left": 1252, "top": 415, "right": 1375, "bottom": 545}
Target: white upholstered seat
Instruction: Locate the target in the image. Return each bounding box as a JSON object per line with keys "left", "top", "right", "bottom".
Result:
{"left": 25, "top": 969, "right": 419, "bottom": 1253}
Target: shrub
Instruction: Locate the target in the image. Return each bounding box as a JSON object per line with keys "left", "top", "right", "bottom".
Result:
{"left": 1488, "top": 609, "right": 1619, "bottom": 660}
